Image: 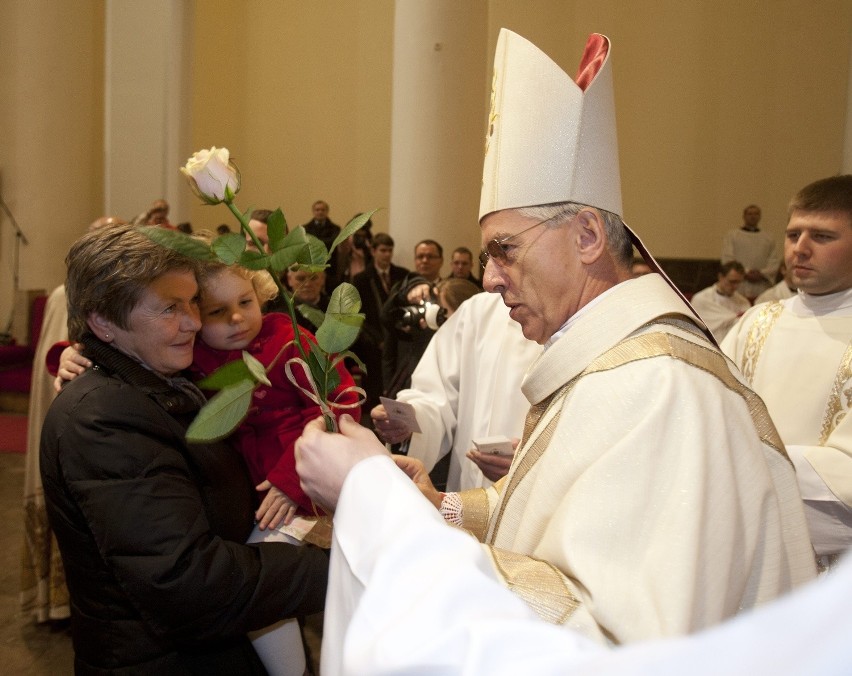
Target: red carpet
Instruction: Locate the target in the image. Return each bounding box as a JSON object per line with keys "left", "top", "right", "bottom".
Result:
{"left": 0, "top": 413, "right": 27, "bottom": 454}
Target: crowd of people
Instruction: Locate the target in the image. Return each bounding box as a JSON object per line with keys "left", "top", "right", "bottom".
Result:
{"left": 19, "top": 27, "right": 852, "bottom": 676}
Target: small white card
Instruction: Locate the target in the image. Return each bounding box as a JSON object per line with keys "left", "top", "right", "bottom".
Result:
{"left": 380, "top": 396, "right": 422, "bottom": 434}
{"left": 273, "top": 515, "right": 318, "bottom": 542}
{"left": 472, "top": 436, "right": 514, "bottom": 456}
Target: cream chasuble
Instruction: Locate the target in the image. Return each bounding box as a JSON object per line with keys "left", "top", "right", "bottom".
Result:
{"left": 458, "top": 274, "right": 815, "bottom": 645}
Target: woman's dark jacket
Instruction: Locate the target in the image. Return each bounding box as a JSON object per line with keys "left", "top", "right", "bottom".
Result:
{"left": 40, "top": 336, "right": 328, "bottom": 674}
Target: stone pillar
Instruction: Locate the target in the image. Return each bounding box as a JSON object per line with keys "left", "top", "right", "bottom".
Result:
{"left": 388, "top": 0, "right": 488, "bottom": 273}
{"left": 103, "top": 0, "right": 193, "bottom": 222}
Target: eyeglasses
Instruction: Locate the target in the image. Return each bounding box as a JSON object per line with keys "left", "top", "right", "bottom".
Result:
{"left": 478, "top": 214, "right": 560, "bottom": 269}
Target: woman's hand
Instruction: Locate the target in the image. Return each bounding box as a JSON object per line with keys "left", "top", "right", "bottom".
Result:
{"left": 54, "top": 343, "right": 91, "bottom": 393}
{"left": 255, "top": 481, "right": 299, "bottom": 530}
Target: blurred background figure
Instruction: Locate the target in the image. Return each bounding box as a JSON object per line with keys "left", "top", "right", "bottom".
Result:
{"left": 448, "top": 247, "right": 482, "bottom": 288}
{"left": 690, "top": 260, "right": 751, "bottom": 341}
{"left": 721, "top": 204, "right": 780, "bottom": 302}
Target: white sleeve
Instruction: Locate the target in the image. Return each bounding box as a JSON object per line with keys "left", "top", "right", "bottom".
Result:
{"left": 397, "top": 309, "right": 465, "bottom": 471}
{"left": 324, "top": 456, "right": 852, "bottom": 676}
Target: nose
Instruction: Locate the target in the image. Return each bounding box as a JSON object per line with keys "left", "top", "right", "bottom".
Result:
{"left": 481, "top": 259, "right": 504, "bottom": 293}
{"left": 182, "top": 305, "right": 202, "bottom": 333}
{"left": 790, "top": 233, "right": 811, "bottom": 258}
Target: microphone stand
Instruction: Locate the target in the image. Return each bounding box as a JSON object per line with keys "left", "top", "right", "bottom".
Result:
{"left": 0, "top": 194, "right": 29, "bottom": 341}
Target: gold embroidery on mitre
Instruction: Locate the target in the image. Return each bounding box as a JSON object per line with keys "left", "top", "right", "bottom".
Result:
{"left": 488, "top": 329, "right": 789, "bottom": 544}
{"left": 484, "top": 68, "right": 499, "bottom": 158}
{"left": 741, "top": 302, "right": 784, "bottom": 383}
{"left": 458, "top": 488, "right": 491, "bottom": 541}
{"left": 820, "top": 342, "right": 852, "bottom": 445}
{"left": 489, "top": 547, "right": 580, "bottom": 624}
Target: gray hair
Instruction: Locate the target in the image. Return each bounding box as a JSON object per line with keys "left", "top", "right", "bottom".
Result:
{"left": 65, "top": 223, "right": 199, "bottom": 341}
{"left": 517, "top": 202, "right": 633, "bottom": 266}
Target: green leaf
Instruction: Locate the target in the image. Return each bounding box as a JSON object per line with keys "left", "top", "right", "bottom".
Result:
{"left": 333, "top": 349, "right": 366, "bottom": 374}
{"left": 243, "top": 351, "right": 271, "bottom": 387}
{"left": 138, "top": 226, "right": 215, "bottom": 260}
{"left": 186, "top": 379, "right": 255, "bottom": 442}
{"left": 282, "top": 225, "right": 309, "bottom": 248}
{"left": 238, "top": 249, "right": 271, "bottom": 270}
{"left": 327, "top": 282, "right": 362, "bottom": 314}
{"left": 297, "top": 303, "right": 325, "bottom": 330}
{"left": 267, "top": 208, "right": 288, "bottom": 252}
{"left": 297, "top": 235, "right": 330, "bottom": 267}
{"left": 323, "top": 362, "right": 341, "bottom": 393}
{"left": 212, "top": 233, "right": 247, "bottom": 264}
{"left": 269, "top": 244, "right": 308, "bottom": 274}
{"left": 316, "top": 311, "right": 364, "bottom": 354}
{"left": 329, "top": 209, "right": 380, "bottom": 255}
{"left": 306, "top": 343, "right": 328, "bottom": 398}
{"left": 195, "top": 359, "right": 254, "bottom": 390}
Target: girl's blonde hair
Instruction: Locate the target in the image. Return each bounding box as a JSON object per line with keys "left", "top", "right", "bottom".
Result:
{"left": 193, "top": 230, "right": 279, "bottom": 307}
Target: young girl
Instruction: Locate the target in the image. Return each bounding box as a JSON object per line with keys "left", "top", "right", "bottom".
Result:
{"left": 193, "top": 259, "right": 361, "bottom": 527}
{"left": 192, "top": 258, "right": 361, "bottom": 676}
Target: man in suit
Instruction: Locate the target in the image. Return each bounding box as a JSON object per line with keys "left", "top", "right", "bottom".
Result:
{"left": 449, "top": 246, "right": 483, "bottom": 288}
{"left": 352, "top": 233, "right": 409, "bottom": 417}
{"left": 301, "top": 200, "right": 341, "bottom": 251}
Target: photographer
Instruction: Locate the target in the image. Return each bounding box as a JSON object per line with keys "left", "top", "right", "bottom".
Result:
{"left": 380, "top": 240, "right": 444, "bottom": 399}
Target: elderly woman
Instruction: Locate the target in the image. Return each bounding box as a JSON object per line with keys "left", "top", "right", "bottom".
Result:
{"left": 40, "top": 223, "right": 328, "bottom": 674}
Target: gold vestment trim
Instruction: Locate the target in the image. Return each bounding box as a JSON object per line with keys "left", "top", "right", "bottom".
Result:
{"left": 489, "top": 329, "right": 789, "bottom": 542}
{"left": 489, "top": 547, "right": 580, "bottom": 624}
{"left": 820, "top": 342, "right": 852, "bottom": 445}
{"left": 740, "top": 301, "right": 784, "bottom": 382}
{"left": 459, "top": 488, "right": 491, "bottom": 541}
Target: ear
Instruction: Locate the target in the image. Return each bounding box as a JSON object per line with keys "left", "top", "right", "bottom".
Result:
{"left": 576, "top": 209, "right": 608, "bottom": 264}
{"left": 87, "top": 312, "right": 115, "bottom": 343}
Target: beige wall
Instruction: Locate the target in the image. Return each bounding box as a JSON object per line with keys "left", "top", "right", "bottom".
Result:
{"left": 188, "top": 0, "right": 395, "bottom": 242}
{"left": 1, "top": 0, "right": 850, "bottom": 340}
{"left": 0, "top": 0, "right": 105, "bottom": 338}
{"left": 487, "top": 0, "right": 852, "bottom": 256}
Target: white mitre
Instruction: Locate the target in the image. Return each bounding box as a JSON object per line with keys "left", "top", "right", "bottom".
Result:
{"left": 479, "top": 30, "right": 621, "bottom": 222}
{"left": 479, "top": 30, "right": 716, "bottom": 344}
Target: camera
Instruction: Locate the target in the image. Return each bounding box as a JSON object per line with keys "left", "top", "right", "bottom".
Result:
{"left": 396, "top": 300, "right": 447, "bottom": 331}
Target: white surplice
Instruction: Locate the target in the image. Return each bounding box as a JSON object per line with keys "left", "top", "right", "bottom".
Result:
{"left": 399, "top": 292, "right": 542, "bottom": 490}
{"left": 722, "top": 289, "right": 852, "bottom": 556}
{"left": 721, "top": 228, "right": 781, "bottom": 299}
{"left": 689, "top": 285, "right": 751, "bottom": 342}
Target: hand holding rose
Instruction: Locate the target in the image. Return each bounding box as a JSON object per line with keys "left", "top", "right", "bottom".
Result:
{"left": 296, "top": 414, "right": 390, "bottom": 510}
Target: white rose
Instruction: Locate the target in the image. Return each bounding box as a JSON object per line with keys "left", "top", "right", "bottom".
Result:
{"left": 180, "top": 147, "right": 241, "bottom": 204}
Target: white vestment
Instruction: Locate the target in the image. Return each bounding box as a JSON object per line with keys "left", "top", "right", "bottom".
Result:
{"left": 399, "top": 292, "right": 542, "bottom": 490}
{"left": 755, "top": 280, "right": 795, "bottom": 305}
{"left": 722, "top": 289, "right": 852, "bottom": 557}
{"left": 721, "top": 228, "right": 781, "bottom": 299}
{"left": 21, "top": 284, "right": 70, "bottom": 622}
{"left": 689, "top": 285, "right": 751, "bottom": 342}
{"left": 323, "top": 456, "right": 849, "bottom": 676}
{"left": 456, "top": 275, "right": 814, "bottom": 644}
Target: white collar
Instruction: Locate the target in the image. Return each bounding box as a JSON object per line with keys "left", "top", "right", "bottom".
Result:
{"left": 544, "top": 284, "right": 619, "bottom": 350}
{"left": 789, "top": 287, "right": 852, "bottom": 317}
